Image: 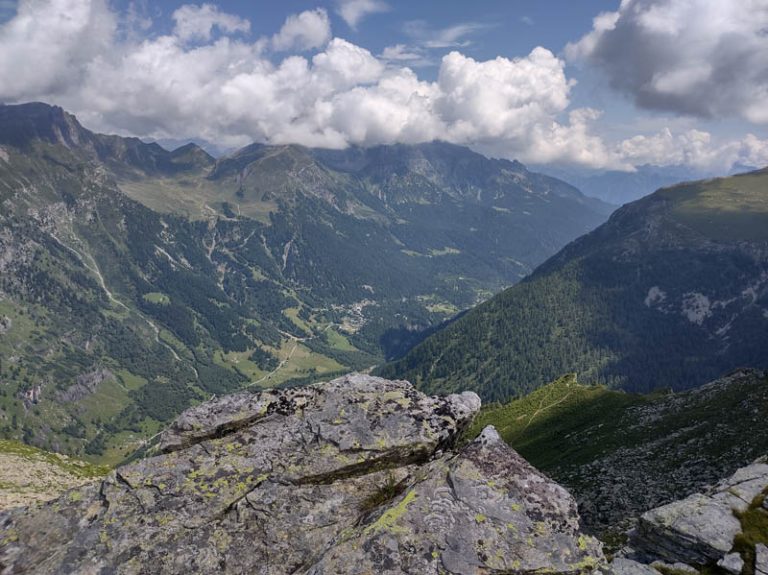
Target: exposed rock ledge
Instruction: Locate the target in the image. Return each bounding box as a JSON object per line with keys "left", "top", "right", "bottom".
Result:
{"left": 608, "top": 456, "right": 768, "bottom": 575}
{"left": 0, "top": 374, "right": 603, "bottom": 574}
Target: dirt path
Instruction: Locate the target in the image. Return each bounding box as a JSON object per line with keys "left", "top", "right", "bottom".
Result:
{"left": 522, "top": 388, "right": 575, "bottom": 431}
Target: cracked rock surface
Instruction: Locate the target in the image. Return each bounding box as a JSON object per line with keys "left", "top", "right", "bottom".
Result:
{"left": 631, "top": 458, "right": 768, "bottom": 566}
{"left": 0, "top": 374, "right": 602, "bottom": 574}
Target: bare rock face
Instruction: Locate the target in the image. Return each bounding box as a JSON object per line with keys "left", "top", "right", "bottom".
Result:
{"left": 756, "top": 544, "right": 768, "bottom": 575}
{"left": 55, "top": 368, "right": 116, "bottom": 403}
{"left": 633, "top": 493, "right": 742, "bottom": 565}
{"left": 0, "top": 374, "right": 602, "bottom": 575}
{"left": 619, "top": 456, "right": 768, "bottom": 574}
{"left": 308, "top": 426, "right": 602, "bottom": 575}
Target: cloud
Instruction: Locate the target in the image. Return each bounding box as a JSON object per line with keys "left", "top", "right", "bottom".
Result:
{"left": 379, "top": 44, "right": 433, "bottom": 67}
{"left": 335, "top": 0, "right": 388, "bottom": 29}
{"left": 172, "top": 3, "right": 249, "bottom": 43}
{"left": 567, "top": 0, "right": 768, "bottom": 124}
{"left": 0, "top": 0, "right": 764, "bottom": 172}
{"left": 0, "top": 0, "right": 115, "bottom": 100}
{"left": 271, "top": 8, "right": 331, "bottom": 52}
{"left": 404, "top": 20, "right": 489, "bottom": 49}
{"left": 614, "top": 129, "right": 768, "bottom": 171}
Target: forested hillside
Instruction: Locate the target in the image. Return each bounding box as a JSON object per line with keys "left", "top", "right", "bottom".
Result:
{"left": 381, "top": 169, "right": 768, "bottom": 399}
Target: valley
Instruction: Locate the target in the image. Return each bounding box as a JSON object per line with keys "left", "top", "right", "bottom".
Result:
{"left": 0, "top": 102, "right": 608, "bottom": 463}
{"left": 1, "top": 1, "right": 767, "bottom": 573}
{"left": 383, "top": 169, "right": 768, "bottom": 400}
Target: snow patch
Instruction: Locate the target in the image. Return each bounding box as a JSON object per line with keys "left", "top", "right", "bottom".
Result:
{"left": 644, "top": 286, "right": 667, "bottom": 308}
{"left": 0, "top": 147, "right": 8, "bottom": 163}
{"left": 682, "top": 292, "right": 712, "bottom": 325}
{"left": 742, "top": 272, "right": 768, "bottom": 304}
{"left": 716, "top": 320, "right": 733, "bottom": 337}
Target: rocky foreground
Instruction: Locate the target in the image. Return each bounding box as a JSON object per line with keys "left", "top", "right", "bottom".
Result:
{"left": 0, "top": 440, "right": 106, "bottom": 509}
{"left": 611, "top": 457, "right": 768, "bottom": 575}
{"left": 0, "top": 375, "right": 604, "bottom": 574}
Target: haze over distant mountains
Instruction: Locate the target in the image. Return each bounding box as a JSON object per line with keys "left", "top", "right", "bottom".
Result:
{"left": 540, "top": 163, "right": 763, "bottom": 206}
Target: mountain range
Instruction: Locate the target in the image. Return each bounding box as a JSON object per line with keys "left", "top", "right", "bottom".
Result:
{"left": 381, "top": 167, "right": 768, "bottom": 399}
{"left": 1, "top": 101, "right": 767, "bottom": 575}
{"left": 541, "top": 163, "right": 762, "bottom": 207}
{"left": 0, "top": 102, "right": 609, "bottom": 462}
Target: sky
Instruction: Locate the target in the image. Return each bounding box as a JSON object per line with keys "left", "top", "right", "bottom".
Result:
{"left": 0, "top": 0, "right": 767, "bottom": 172}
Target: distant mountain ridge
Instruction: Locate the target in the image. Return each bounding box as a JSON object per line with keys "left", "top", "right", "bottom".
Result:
{"left": 381, "top": 168, "right": 768, "bottom": 399}
{"left": 0, "top": 102, "right": 215, "bottom": 176}
{"left": 539, "top": 164, "right": 710, "bottom": 206}
{"left": 0, "top": 102, "right": 609, "bottom": 461}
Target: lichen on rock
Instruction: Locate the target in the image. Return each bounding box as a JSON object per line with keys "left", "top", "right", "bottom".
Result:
{"left": 0, "top": 374, "right": 602, "bottom": 574}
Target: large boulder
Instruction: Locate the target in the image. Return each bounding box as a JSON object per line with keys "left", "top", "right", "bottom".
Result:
{"left": 0, "top": 374, "right": 603, "bottom": 574}
{"left": 629, "top": 457, "right": 768, "bottom": 569}
{"left": 633, "top": 493, "right": 742, "bottom": 564}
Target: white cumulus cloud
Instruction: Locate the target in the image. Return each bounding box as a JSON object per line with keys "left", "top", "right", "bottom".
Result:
{"left": 0, "top": 0, "right": 765, "bottom": 172}
{"left": 0, "top": 0, "right": 115, "bottom": 100}
{"left": 614, "top": 129, "right": 768, "bottom": 171}
{"left": 335, "top": 0, "right": 388, "bottom": 29}
{"left": 271, "top": 8, "right": 331, "bottom": 52}
{"left": 567, "top": 0, "right": 768, "bottom": 124}
{"left": 172, "top": 3, "right": 250, "bottom": 43}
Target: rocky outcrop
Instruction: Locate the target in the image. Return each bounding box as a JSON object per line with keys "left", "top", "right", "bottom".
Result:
{"left": 633, "top": 493, "right": 742, "bottom": 564}
{"left": 756, "top": 544, "right": 768, "bottom": 575}
{"left": 55, "top": 368, "right": 115, "bottom": 403}
{"left": 0, "top": 374, "right": 603, "bottom": 574}
{"left": 608, "top": 457, "right": 768, "bottom": 575}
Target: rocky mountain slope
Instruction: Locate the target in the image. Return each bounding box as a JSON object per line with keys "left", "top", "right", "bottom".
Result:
{"left": 382, "top": 170, "right": 768, "bottom": 399}
{"left": 0, "top": 102, "right": 608, "bottom": 462}
{"left": 466, "top": 369, "right": 768, "bottom": 537}
{"left": 0, "top": 374, "right": 605, "bottom": 575}
{"left": 0, "top": 440, "right": 107, "bottom": 509}
{"left": 611, "top": 458, "right": 768, "bottom": 575}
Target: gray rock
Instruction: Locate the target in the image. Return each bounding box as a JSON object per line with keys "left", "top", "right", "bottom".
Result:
{"left": 633, "top": 493, "right": 741, "bottom": 564}
{"left": 0, "top": 374, "right": 603, "bottom": 574}
{"left": 307, "top": 423, "right": 603, "bottom": 574}
{"left": 56, "top": 367, "right": 115, "bottom": 403}
{"left": 605, "top": 558, "right": 661, "bottom": 575}
{"left": 711, "top": 459, "right": 768, "bottom": 513}
{"left": 631, "top": 457, "right": 768, "bottom": 566}
{"left": 756, "top": 544, "right": 768, "bottom": 575}
{"left": 717, "top": 552, "right": 744, "bottom": 575}
{"left": 651, "top": 561, "right": 698, "bottom": 575}
{"left": 0, "top": 315, "right": 11, "bottom": 334}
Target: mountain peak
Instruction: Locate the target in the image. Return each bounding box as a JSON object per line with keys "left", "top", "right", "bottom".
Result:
{"left": 169, "top": 142, "right": 215, "bottom": 170}
{"left": 0, "top": 102, "right": 91, "bottom": 149}
{"left": 0, "top": 103, "right": 216, "bottom": 177}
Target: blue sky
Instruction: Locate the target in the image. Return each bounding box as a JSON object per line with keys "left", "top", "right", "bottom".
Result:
{"left": 134, "top": 0, "right": 614, "bottom": 63}
{"left": 0, "top": 0, "right": 766, "bottom": 172}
